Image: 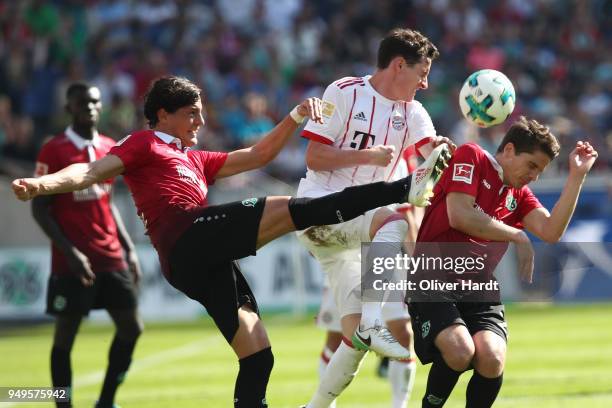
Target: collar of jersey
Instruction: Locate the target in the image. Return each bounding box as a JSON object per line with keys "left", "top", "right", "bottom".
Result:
{"left": 65, "top": 126, "right": 99, "bottom": 150}
{"left": 481, "top": 149, "right": 505, "bottom": 181}
{"left": 363, "top": 75, "right": 396, "bottom": 106}
{"left": 154, "top": 131, "right": 186, "bottom": 151}
{"left": 482, "top": 148, "right": 511, "bottom": 195}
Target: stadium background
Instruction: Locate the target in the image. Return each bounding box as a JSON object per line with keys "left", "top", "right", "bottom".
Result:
{"left": 0, "top": 0, "right": 611, "bottom": 407}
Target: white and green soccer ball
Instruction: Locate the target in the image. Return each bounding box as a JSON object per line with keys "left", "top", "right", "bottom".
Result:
{"left": 459, "top": 69, "right": 516, "bottom": 128}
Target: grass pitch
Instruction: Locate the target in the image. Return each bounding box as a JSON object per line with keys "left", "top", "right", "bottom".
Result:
{"left": 1, "top": 303, "right": 612, "bottom": 407}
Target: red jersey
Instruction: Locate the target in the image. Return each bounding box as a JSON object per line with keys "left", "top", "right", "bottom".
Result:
{"left": 417, "top": 143, "right": 543, "bottom": 270}
{"left": 108, "top": 130, "right": 227, "bottom": 276}
{"left": 35, "top": 128, "right": 127, "bottom": 276}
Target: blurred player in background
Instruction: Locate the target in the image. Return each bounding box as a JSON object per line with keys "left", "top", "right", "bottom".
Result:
{"left": 13, "top": 76, "right": 449, "bottom": 408}
{"left": 408, "top": 117, "right": 598, "bottom": 407}
{"left": 32, "top": 83, "right": 142, "bottom": 408}
{"left": 297, "top": 28, "right": 453, "bottom": 408}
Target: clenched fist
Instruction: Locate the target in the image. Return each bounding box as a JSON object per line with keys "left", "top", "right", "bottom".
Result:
{"left": 367, "top": 145, "right": 395, "bottom": 167}
{"left": 12, "top": 178, "right": 41, "bottom": 201}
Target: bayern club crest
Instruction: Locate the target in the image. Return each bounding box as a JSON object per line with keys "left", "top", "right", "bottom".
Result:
{"left": 392, "top": 114, "right": 405, "bottom": 131}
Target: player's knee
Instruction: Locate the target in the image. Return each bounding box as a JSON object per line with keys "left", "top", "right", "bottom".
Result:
{"left": 117, "top": 317, "right": 144, "bottom": 342}
{"left": 440, "top": 340, "right": 475, "bottom": 371}
{"left": 436, "top": 325, "right": 475, "bottom": 370}
{"left": 474, "top": 344, "right": 506, "bottom": 378}
{"left": 370, "top": 214, "right": 407, "bottom": 241}
{"left": 132, "top": 319, "right": 145, "bottom": 339}
{"left": 443, "top": 349, "right": 474, "bottom": 372}
{"left": 53, "top": 317, "right": 82, "bottom": 350}
{"left": 473, "top": 332, "right": 506, "bottom": 377}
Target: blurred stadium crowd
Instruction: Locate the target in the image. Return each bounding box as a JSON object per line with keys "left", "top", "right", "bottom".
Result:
{"left": 0, "top": 0, "right": 610, "bottom": 181}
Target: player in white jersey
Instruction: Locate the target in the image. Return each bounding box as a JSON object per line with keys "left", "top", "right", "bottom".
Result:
{"left": 313, "top": 154, "right": 424, "bottom": 408}
{"left": 298, "top": 28, "right": 453, "bottom": 408}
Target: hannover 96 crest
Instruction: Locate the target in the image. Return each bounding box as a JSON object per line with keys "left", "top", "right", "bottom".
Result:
{"left": 242, "top": 198, "right": 258, "bottom": 207}
{"left": 505, "top": 194, "right": 517, "bottom": 211}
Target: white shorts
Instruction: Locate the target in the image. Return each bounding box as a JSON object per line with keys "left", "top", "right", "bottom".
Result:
{"left": 315, "top": 286, "right": 342, "bottom": 332}
{"left": 295, "top": 177, "right": 390, "bottom": 257}
{"left": 297, "top": 178, "right": 409, "bottom": 321}
{"left": 315, "top": 278, "right": 410, "bottom": 333}
{"left": 297, "top": 178, "right": 374, "bottom": 318}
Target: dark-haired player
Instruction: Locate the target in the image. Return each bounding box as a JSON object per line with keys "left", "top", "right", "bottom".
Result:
{"left": 409, "top": 117, "right": 598, "bottom": 407}
{"left": 32, "top": 83, "right": 142, "bottom": 408}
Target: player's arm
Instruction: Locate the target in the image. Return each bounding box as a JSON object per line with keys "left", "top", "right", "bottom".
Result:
{"left": 31, "top": 195, "right": 96, "bottom": 286}
{"left": 305, "top": 141, "right": 396, "bottom": 170}
{"left": 216, "top": 98, "right": 323, "bottom": 178}
{"left": 304, "top": 123, "right": 453, "bottom": 172}
{"left": 110, "top": 202, "right": 142, "bottom": 285}
{"left": 12, "top": 154, "right": 125, "bottom": 201}
{"left": 447, "top": 192, "right": 529, "bottom": 243}
{"left": 522, "top": 141, "right": 598, "bottom": 243}
{"left": 447, "top": 192, "right": 534, "bottom": 282}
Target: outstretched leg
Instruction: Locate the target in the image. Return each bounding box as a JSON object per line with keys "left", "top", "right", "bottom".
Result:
{"left": 257, "top": 143, "right": 450, "bottom": 247}
{"left": 257, "top": 178, "right": 412, "bottom": 248}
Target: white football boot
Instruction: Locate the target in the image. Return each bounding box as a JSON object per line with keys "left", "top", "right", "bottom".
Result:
{"left": 407, "top": 143, "right": 451, "bottom": 207}
{"left": 352, "top": 321, "right": 411, "bottom": 360}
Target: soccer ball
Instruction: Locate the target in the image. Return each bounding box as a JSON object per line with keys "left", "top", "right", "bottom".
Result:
{"left": 459, "top": 69, "right": 516, "bottom": 128}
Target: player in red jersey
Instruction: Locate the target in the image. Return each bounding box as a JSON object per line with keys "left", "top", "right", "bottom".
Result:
{"left": 12, "top": 76, "right": 450, "bottom": 407}
{"left": 407, "top": 117, "right": 598, "bottom": 407}
{"left": 32, "top": 83, "right": 142, "bottom": 408}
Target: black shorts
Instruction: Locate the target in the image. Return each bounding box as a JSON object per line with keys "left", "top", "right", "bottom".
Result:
{"left": 168, "top": 198, "right": 266, "bottom": 343}
{"left": 46, "top": 269, "right": 138, "bottom": 316}
{"left": 407, "top": 301, "right": 508, "bottom": 364}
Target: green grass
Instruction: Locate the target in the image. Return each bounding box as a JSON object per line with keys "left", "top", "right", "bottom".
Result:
{"left": 1, "top": 303, "right": 612, "bottom": 407}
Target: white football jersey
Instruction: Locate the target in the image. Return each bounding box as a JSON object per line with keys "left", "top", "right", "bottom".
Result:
{"left": 300, "top": 75, "right": 435, "bottom": 196}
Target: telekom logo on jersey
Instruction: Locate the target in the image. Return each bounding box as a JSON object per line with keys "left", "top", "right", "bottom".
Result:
{"left": 176, "top": 164, "right": 208, "bottom": 195}
{"left": 349, "top": 131, "right": 376, "bottom": 150}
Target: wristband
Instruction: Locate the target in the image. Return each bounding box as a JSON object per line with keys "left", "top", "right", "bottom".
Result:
{"left": 289, "top": 105, "right": 306, "bottom": 124}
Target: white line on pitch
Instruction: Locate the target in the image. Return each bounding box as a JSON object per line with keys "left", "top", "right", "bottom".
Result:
{"left": 0, "top": 336, "right": 222, "bottom": 408}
